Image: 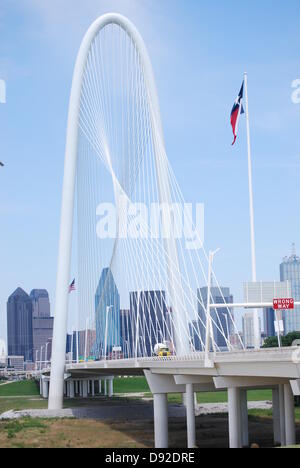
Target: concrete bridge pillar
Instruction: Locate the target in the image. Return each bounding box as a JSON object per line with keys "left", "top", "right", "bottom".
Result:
{"left": 66, "top": 380, "right": 70, "bottom": 397}
{"left": 108, "top": 378, "right": 114, "bottom": 398}
{"left": 272, "top": 387, "right": 281, "bottom": 445}
{"left": 82, "top": 380, "right": 88, "bottom": 398}
{"left": 42, "top": 379, "right": 49, "bottom": 399}
{"left": 154, "top": 394, "right": 168, "bottom": 448}
{"left": 69, "top": 380, "right": 75, "bottom": 399}
{"left": 240, "top": 389, "right": 249, "bottom": 447}
{"left": 284, "top": 383, "right": 296, "bottom": 446}
{"left": 91, "top": 380, "right": 95, "bottom": 397}
{"left": 104, "top": 379, "right": 107, "bottom": 396}
{"left": 186, "top": 383, "right": 196, "bottom": 448}
{"left": 98, "top": 380, "right": 102, "bottom": 394}
{"left": 228, "top": 387, "right": 241, "bottom": 448}
{"left": 279, "top": 384, "right": 286, "bottom": 446}
{"left": 39, "top": 378, "right": 43, "bottom": 396}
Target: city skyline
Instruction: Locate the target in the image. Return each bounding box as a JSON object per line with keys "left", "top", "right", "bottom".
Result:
{"left": 1, "top": 0, "right": 300, "bottom": 345}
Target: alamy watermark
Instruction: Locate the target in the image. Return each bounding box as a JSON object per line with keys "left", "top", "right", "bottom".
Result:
{"left": 0, "top": 79, "right": 6, "bottom": 104}
{"left": 96, "top": 197, "right": 204, "bottom": 250}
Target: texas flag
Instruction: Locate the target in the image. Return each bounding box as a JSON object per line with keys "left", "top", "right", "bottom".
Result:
{"left": 230, "top": 82, "right": 245, "bottom": 145}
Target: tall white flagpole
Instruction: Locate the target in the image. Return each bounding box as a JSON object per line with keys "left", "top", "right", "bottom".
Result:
{"left": 244, "top": 72, "right": 260, "bottom": 349}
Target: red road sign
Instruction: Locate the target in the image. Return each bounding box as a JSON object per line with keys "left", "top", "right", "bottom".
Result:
{"left": 273, "top": 298, "right": 294, "bottom": 310}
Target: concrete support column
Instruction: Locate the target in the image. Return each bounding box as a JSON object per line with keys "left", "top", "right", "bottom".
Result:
{"left": 63, "top": 381, "right": 67, "bottom": 396}
{"left": 98, "top": 380, "right": 102, "bottom": 394}
{"left": 284, "top": 383, "right": 296, "bottom": 446}
{"left": 153, "top": 394, "right": 168, "bottom": 448}
{"left": 42, "top": 379, "right": 49, "bottom": 399}
{"left": 91, "top": 380, "right": 95, "bottom": 397}
{"left": 272, "top": 387, "right": 281, "bottom": 446}
{"left": 82, "top": 380, "right": 88, "bottom": 398}
{"left": 69, "top": 380, "right": 75, "bottom": 399}
{"left": 279, "top": 384, "right": 286, "bottom": 446}
{"left": 186, "top": 383, "right": 196, "bottom": 448}
{"left": 108, "top": 378, "right": 114, "bottom": 398}
{"left": 240, "top": 389, "right": 249, "bottom": 448}
{"left": 228, "top": 387, "right": 241, "bottom": 448}
{"left": 66, "top": 381, "right": 70, "bottom": 397}
{"left": 79, "top": 381, "right": 83, "bottom": 397}
{"left": 104, "top": 380, "right": 107, "bottom": 396}
{"left": 40, "top": 378, "right": 43, "bottom": 396}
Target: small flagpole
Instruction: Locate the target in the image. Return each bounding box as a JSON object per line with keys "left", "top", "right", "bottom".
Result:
{"left": 244, "top": 72, "right": 260, "bottom": 349}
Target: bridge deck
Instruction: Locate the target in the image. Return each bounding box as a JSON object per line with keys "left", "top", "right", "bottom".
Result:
{"left": 62, "top": 348, "right": 300, "bottom": 380}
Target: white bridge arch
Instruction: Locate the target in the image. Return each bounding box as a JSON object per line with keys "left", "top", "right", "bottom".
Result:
{"left": 48, "top": 14, "right": 237, "bottom": 410}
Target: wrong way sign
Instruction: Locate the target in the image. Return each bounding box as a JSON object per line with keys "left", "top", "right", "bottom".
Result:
{"left": 273, "top": 298, "right": 294, "bottom": 310}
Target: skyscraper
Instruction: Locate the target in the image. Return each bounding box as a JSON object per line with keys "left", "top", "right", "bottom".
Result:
{"left": 30, "top": 290, "right": 53, "bottom": 362}
{"left": 94, "top": 268, "right": 120, "bottom": 358}
{"left": 129, "top": 290, "right": 170, "bottom": 357}
{"left": 280, "top": 246, "right": 300, "bottom": 333}
{"left": 30, "top": 289, "right": 50, "bottom": 318}
{"left": 197, "top": 287, "right": 233, "bottom": 350}
{"left": 7, "top": 288, "right": 33, "bottom": 362}
{"left": 120, "top": 309, "right": 133, "bottom": 358}
{"left": 242, "top": 312, "right": 262, "bottom": 348}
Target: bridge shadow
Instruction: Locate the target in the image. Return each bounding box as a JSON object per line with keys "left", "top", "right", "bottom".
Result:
{"left": 63, "top": 396, "right": 300, "bottom": 448}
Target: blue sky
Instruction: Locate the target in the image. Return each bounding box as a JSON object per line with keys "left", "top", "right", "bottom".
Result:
{"left": 1, "top": 0, "right": 300, "bottom": 345}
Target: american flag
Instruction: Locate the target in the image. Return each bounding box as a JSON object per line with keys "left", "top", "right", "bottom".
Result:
{"left": 230, "top": 81, "right": 245, "bottom": 145}
{"left": 69, "top": 279, "right": 76, "bottom": 293}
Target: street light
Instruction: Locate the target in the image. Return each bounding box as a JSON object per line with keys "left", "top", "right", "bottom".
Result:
{"left": 205, "top": 248, "right": 220, "bottom": 368}
{"left": 45, "top": 342, "right": 51, "bottom": 367}
{"left": 35, "top": 350, "right": 39, "bottom": 371}
{"left": 40, "top": 345, "right": 45, "bottom": 370}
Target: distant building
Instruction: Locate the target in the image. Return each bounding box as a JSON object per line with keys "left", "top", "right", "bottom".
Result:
{"left": 197, "top": 287, "right": 233, "bottom": 350}
{"left": 280, "top": 246, "right": 300, "bottom": 333}
{"left": 7, "top": 288, "right": 33, "bottom": 362}
{"left": 189, "top": 320, "right": 203, "bottom": 352}
{"left": 30, "top": 289, "right": 50, "bottom": 318}
{"left": 242, "top": 312, "right": 262, "bottom": 348}
{"left": 6, "top": 356, "right": 24, "bottom": 372}
{"left": 120, "top": 309, "right": 133, "bottom": 358}
{"left": 94, "top": 268, "right": 120, "bottom": 358}
{"left": 264, "top": 308, "right": 276, "bottom": 338}
{"left": 71, "top": 329, "right": 96, "bottom": 360}
{"left": 129, "top": 290, "right": 170, "bottom": 357}
{"left": 30, "top": 290, "right": 53, "bottom": 363}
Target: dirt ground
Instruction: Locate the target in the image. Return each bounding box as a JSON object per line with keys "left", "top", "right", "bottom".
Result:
{"left": 0, "top": 414, "right": 299, "bottom": 448}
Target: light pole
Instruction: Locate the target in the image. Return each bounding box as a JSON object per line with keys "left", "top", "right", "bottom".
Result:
{"left": 35, "top": 350, "right": 39, "bottom": 371}
{"left": 104, "top": 306, "right": 113, "bottom": 361}
{"left": 45, "top": 342, "right": 50, "bottom": 367}
{"left": 205, "top": 248, "right": 220, "bottom": 368}
{"left": 40, "top": 345, "right": 45, "bottom": 370}
{"left": 84, "top": 317, "right": 89, "bottom": 362}
{"left": 70, "top": 326, "right": 74, "bottom": 363}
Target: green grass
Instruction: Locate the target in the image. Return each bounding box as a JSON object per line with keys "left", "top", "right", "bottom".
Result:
{"left": 113, "top": 377, "right": 150, "bottom": 394}
{"left": 248, "top": 407, "right": 300, "bottom": 422}
{"left": 165, "top": 389, "right": 273, "bottom": 405}
{"left": 113, "top": 378, "right": 273, "bottom": 403}
{"left": 0, "top": 397, "right": 47, "bottom": 415}
{"left": 2, "top": 418, "right": 47, "bottom": 439}
{"left": 0, "top": 380, "right": 40, "bottom": 397}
